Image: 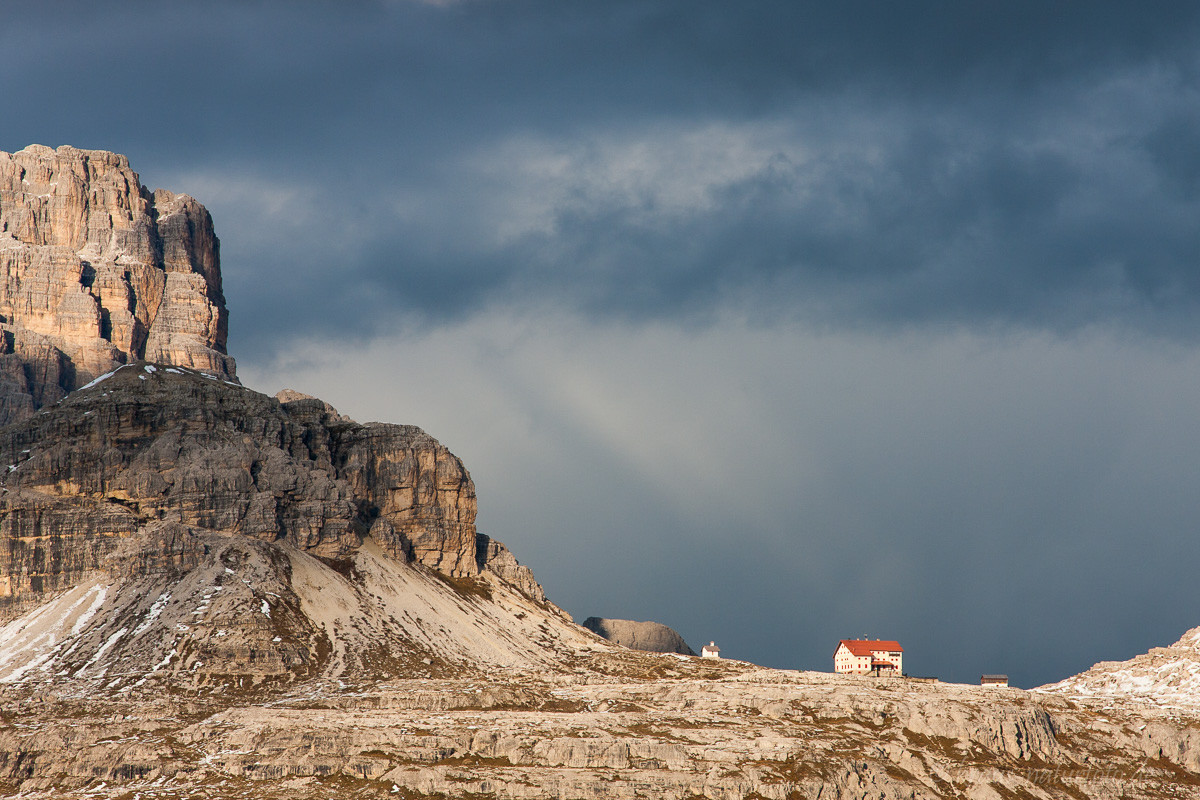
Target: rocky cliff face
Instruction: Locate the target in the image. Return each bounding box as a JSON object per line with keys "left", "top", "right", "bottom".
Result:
{"left": 0, "top": 146, "right": 557, "bottom": 688}
{"left": 0, "top": 364, "right": 562, "bottom": 689}
{"left": 583, "top": 617, "right": 697, "bottom": 656}
{"left": 0, "top": 364, "right": 544, "bottom": 605}
{"left": 0, "top": 145, "right": 234, "bottom": 426}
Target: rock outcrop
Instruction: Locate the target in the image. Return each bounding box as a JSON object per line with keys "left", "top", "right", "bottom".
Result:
{"left": 0, "top": 145, "right": 234, "bottom": 426}
{"left": 0, "top": 364, "right": 559, "bottom": 684}
{"left": 583, "top": 617, "right": 697, "bottom": 655}
{"left": 1038, "top": 625, "right": 1200, "bottom": 711}
{"left": 0, "top": 654, "right": 1196, "bottom": 800}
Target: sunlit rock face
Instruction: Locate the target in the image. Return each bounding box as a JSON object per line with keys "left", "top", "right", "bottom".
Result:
{"left": 0, "top": 363, "right": 562, "bottom": 689}
{"left": 0, "top": 148, "right": 553, "bottom": 690}
{"left": 1038, "top": 625, "right": 1200, "bottom": 711}
{"left": 0, "top": 145, "right": 234, "bottom": 425}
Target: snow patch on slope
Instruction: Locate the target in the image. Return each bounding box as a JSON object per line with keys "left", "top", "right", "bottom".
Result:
{"left": 0, "top": 580, "right": 111, "bottom": 682}
{"left": 1038, "top": 625, "right": 1200, "bottom": 710}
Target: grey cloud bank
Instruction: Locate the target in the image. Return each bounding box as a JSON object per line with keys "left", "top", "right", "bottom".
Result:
{"left": 5, "top": 2, "right": 1199, "bottom": 350}
{"left": 5, "top": 1, "right": 1200, "bottom": 685}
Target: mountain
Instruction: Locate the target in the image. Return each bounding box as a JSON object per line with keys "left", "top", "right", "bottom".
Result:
{"left": 0, "top": 145, "right": 234, "bottom": 426}
{"left": 0, "top": 363, "right": 568, "bottom": 686}
{"left": 0, "top": 147, "right": 1197, "bottom": 799}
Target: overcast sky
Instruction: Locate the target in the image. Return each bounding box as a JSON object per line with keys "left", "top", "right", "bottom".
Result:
{"left": 5, "top": 1, "right": 1200, "bottom": 687}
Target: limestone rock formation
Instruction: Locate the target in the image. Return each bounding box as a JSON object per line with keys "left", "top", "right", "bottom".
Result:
{"left": 1038, "top": 625, "right": 1200, "bottom": 710}
{"left": 0, "top": 364, "right": 560, "bottom": 685}
{"left": 583, "top": 616, "right": 697, "bottom": 656}
{"left": 0, "top": 145, "right": 234, "bottom": 425}
{"left": 1, "top": 650, "right": 1198, "bottom": 799}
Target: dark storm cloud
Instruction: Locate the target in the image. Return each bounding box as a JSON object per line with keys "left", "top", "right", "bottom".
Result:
{"left": 4, "top": 2, "right": 1199, "bottom": 356}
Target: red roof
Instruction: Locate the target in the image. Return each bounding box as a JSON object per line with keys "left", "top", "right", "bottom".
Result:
{"left": 837, "top": 639, "right": 903, "bottom": 657}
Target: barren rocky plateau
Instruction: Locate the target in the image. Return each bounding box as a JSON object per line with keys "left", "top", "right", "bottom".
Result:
{"left": 0, "top": 146, "right": 1198, "bottom": 800}
{"left": 2, "top": 639, "right": 1200, "bottom": 800}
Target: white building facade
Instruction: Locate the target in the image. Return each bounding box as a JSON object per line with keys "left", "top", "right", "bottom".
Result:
{"left": 833, "top": 640, "right": 903, "bottom": 675}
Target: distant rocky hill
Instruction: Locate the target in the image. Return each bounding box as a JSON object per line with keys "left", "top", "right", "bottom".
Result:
{"left": 0, "top": 145, "right": 234, "bottom": 426}
{"left": 583, "top": 617, "right": 696, "bottom": 655}
{"left": 1038, "top": 626, "right": 1200, "bottom": 711}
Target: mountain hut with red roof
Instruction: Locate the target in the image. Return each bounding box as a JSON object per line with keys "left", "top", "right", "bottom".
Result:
{"left": 833, "top": 639, "right": 903, "bottom": 676}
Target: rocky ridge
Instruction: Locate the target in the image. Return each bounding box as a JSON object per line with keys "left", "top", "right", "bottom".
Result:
{"left": 0, "top": 145, "right": 234, "bottom": 426}
{"left": 1, "top": 650, "right": 1198, "bottom": 800}
{"left": 0, "top": 362, "right": 552, "bottom": 681}
{"left": 1038, "top": 626, "right": 1200, "bottom": 712}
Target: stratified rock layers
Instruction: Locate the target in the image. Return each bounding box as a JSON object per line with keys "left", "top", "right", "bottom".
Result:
{"left": 1039, "top": 626, "right": 1200, "bottom": 710}
{"left": 0, "top": 365, "right": 542, "bottom": 626}
{"left": 0, "top": 145, "right": 234, "bottom": 425}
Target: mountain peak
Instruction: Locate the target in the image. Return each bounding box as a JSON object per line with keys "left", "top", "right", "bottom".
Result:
{"left": 0, "top": 362, "right": 564, "bottom": 685}
{"left": 0, "top": 145, "right": 234, "bottom": 426}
